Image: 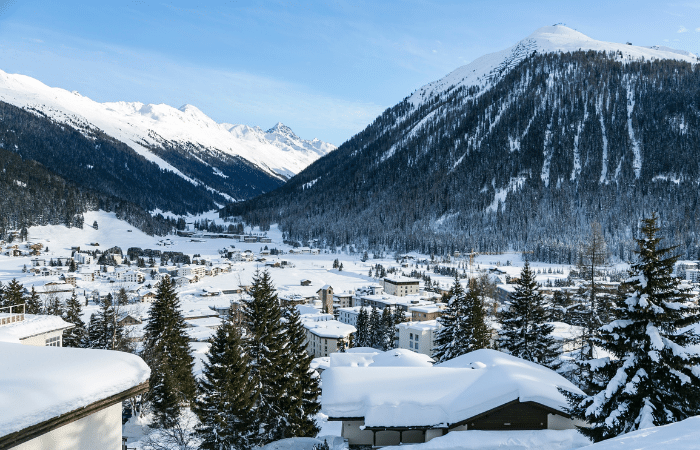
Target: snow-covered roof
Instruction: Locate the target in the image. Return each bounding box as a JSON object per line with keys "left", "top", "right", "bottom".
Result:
{"left": 409, "top": 304, "right": 444, "bottom": 314}
{"left": 322, "top": 349, "right": 582, "bottom": 427}
{"left": 0, "top": 342, "right": 150, "bottom": 437}
{"left": 304, "top": 320, "right": 355, "bottom": 338}
{"left": 397, "top": 319, "right": 440, "bottom": 332}
{"left": 330, "top": 348, "right": 433, "bottom": 368}
{"left": 0, "top": 314, "right": 74, "bottom": 343}
{"left": 185, "top": 317, "right": 222, "bottom": 328}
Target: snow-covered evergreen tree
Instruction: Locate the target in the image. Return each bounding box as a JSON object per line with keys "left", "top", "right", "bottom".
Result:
{"left": 87, "top": 312, "right": 107, "bottom": 349}
{"left": 498, "top": 261, "right": 557, "bottom": 366}
{"left": 142, "top": 275, "right": 196, "bottom": 428}
{"left": 242, "top": 269, "right": 287, "bottom": 446}
{"left": 195, "top": 309, "right": 255, "bottom": 450}
{"left": 25, "top": 286, "right": 41, "bottom": 314}
{"left": 432, "top": 277, "right": 466, "bottom": 363}
{"left": 277, "top": 306, "right": 321, "bottom": 439}
{"left": 63, "top": 292, "right": 88, "bottom": 348}
{"left": 433, "top": 278, "right": 491, "bottom": 363}
{"left": 354, "top": 307, "right": 370, "bottom": 348}
{"left": 368, "top": 306, "right": 382, "bottom": 349}
{"left": 380, "top": 306, "right": 395, "bottom": 350}
{"left": 564, "top": 214, "right": 700, "bottom": 442}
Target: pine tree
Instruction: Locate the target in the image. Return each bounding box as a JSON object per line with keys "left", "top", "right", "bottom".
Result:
{"left": 354, "top": 307, "right": 370, "bottom": 348}
{"left": 432, "top": 278, "right": 491, "bottom": 363}
{"left": 368, "top": 306, "right": 382, "bottom": 349}
{"left": 432, "top": 278, "right": 464, "bottom": 363}
{"left": 45, "top": 295, "right": 64, "bottom": 317}
{"left": 4, "top": 278, "right": 25, "bottom": 307}
{"left": 63, "top": 292, "right": 88, "bottom": 348}
{"left": 142, "top": 275, "right": 196, "bottom": 428}
{"left": 88, "top": 312, "right": 107, "bottom": 349}
{"left": 242, "top": 269, "right": 287, "bottom": 446}
{"left": 498, "top": 261, "right": 558, "bottom": 366}
{"left": 25, "top": 286, "right": 42, "bottom": 314}
{"left": 380, "top": 307, "right": 395, "bottom": 350}
{"left": 277, "top": 306, "right": 321, "bottom": 439}
{"left": 195, "top": 311, "right": 255, "bottom": 450}
{"left": 564, "top": 214, "right": 700, "bottom": 442}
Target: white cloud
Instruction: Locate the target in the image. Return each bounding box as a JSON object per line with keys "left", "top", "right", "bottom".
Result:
{"left": 678, "top": 25, "right": 689, "bottom": 33}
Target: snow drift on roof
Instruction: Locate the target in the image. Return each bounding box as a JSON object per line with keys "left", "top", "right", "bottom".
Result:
{"left": 322, "top": 349, "right": 582, "bottom": 427}
{"left": 0, "top": 342, "right": 150, "bottom": 437}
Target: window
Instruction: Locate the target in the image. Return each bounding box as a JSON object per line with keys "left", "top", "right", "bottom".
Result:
{"left": 410, "top": 333, "right": 414, "bottom": 340}
{"left": 409, "top": 342, "right": 413, "bottom": 349}
{"left": 45, "top": 336, "right": 61, "bottom": 347}
{"left": 415, "top": 335, "right": 419, "bottom": 341}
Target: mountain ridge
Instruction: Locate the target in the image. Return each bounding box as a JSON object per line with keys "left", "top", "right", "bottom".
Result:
{"left": 222, "top": 26, "right": 700, "bottom": 262}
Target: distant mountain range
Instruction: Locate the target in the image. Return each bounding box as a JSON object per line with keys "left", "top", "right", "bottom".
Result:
{"left": 223, "top": 26, "right": 700, "bottom": 262}
{"left": 0, "top": 69, "right": 335, "bottom": 211}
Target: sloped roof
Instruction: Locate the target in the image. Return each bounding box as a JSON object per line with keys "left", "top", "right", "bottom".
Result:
{"left": 322, "top": 349, "right": 582, "bottom": 428}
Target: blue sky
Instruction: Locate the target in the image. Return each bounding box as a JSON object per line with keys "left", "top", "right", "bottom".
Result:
{"left": 0, "top": 0, "right": 699, "bottom": 145}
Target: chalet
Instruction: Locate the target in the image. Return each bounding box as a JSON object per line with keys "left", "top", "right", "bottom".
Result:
{"left": 383, "top": 276, "right": 420, "bottom": 297}
{"left": 139, "top": 290, "right": 156, "bottom": 303}
{"left": 259, "top": 237, "right": 272, "bottom": 243}
{"left": 79, "top": 268, "right": 95, "bottom": 282}
{"left": 0, "top": 341, "right": 149, "bottom": 450}
{"left": 322, "top": 349, "right": 585, "bottom": 447}
{"left": 118, "top": 313, "right": 142, "bottom": 326}
{"left": 300, "top": 279, "right": 312, "bottom": 286}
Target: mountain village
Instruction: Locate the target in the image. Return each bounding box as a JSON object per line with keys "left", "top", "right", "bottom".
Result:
{"left": 1, "top": 16, "right": 700, "bottom": 450}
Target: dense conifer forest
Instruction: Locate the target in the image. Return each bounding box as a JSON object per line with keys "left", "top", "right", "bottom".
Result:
{"left": 223, "top": 51, "right": 700, "bottom": 262}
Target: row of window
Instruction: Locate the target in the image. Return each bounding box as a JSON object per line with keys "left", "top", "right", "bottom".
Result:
{"left": 45, "top": 336, "right": 61, "bottom": 347}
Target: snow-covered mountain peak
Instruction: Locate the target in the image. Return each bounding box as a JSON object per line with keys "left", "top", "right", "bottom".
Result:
{"left": 0, "top": 68, "right": 336, "bottom": 181}
{"left": 408, "top": 24, "right": 698, "bottom": 107}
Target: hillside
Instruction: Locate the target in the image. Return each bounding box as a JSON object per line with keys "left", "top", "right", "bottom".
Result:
{"left": 222, "top": 26, "right": 700, "bottom": 262}
{"left": 0, "top": 69, "right": 336, "bottom": 208}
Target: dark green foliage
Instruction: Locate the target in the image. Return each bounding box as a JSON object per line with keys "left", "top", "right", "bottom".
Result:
{"left": 63, "top": 293, "right": 88, "bottom": 348}
{"left": 564, "top": 214, "right": 700, "bottom": 442}
{"left": 498, "top": 262, "right": 557, "bottom": 366}
{"left": 223, "top": 53, "right": 700, "bottom": 262}
{"left": 25, "top": 286, "right": 42, "bottom": 315}
{"left": 433, "top": 278, "right": 491, "bottom": 363}
{"left": 142, "top": 276, "right": 196, "bottom": 428}
{"left": 88, "top": 294, "right": 130, "bottom": 352}
{"left": 278, "top": 306, "right": 321, "bottom": 438}
{"left": 242, "top": 269, "right": 286, "bottom": 445}
{"left": 3, "top": 278, "right": 25, "bottom": 308}
{"left": 354, "top": 307, "right": 370, "bottom": 348}
{"left": 195, "top": 311, "right": 255, "bottom": 450}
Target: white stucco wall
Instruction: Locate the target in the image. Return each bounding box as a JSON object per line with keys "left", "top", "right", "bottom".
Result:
{"left": 20, "top": 330, "right": 63, "bottom": 347}
{"left": 13, "top": 403, "right": 122, "bottom": 450}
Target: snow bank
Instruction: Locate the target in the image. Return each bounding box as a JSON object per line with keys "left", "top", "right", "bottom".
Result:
{"left": 260, "top": 435, "right": 346, "bottom": 450}
{"left": 0, "top": 342, "right": 150, "bottom": 437}
{"left": 576, "top": 416, "right": 700, "bottom": 450}
{"left": 380, "top": 429, "right": 589, "bottom": 450}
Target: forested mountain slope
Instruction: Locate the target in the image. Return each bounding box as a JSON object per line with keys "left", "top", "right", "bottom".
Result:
{"left": 223, "top": 29, "right": 700, "bottom": 262}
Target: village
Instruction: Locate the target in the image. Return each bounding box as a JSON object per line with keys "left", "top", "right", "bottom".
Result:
{"left": 1, "top": 211, "right": 700, "bottom": 449}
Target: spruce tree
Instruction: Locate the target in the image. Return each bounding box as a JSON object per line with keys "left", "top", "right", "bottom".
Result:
{"left": 195, "top": 310, "right": 255, "bottom": 450}
{"left": 368, "top": 306, "right": 382, "bottom": 349}
{"left": 63, "top": 292, "right": 88, "bottom": 348}
{"left": 142, "top": 275, "right": 196, "bottom": 428}
{"left": 355, "top": 307, "right": 370, "bottom": 348}
{"left": 4, "top": 278, "right": 25, "bottom": 307}
{"left": 467, "top": 280, "right": 492, "bottom": 351}
{"left": 25, "top": 286, "right": 42, "bottom": 314}
{"left": 380, "top": 307, "right": 395, "bottom": 350}
{"left": 242, "top": 269, "right": 286, "bottom": 446}
{"left": 432, "top": 277, "right": 464, "bottom": 363}
{"left": 498, "top": 261, "right": 558, "bottom": 366}
{"left": 88, "top": 312, "right": 107, "bottom": 349}
{"left": 564, "top": 214, "right": 700, "bottom": 442}
{"left": 45, "top": 294, "right": 64, "bottom": 317}
{"left": 277, "top": 306, "right": 321, "bottom": 439}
